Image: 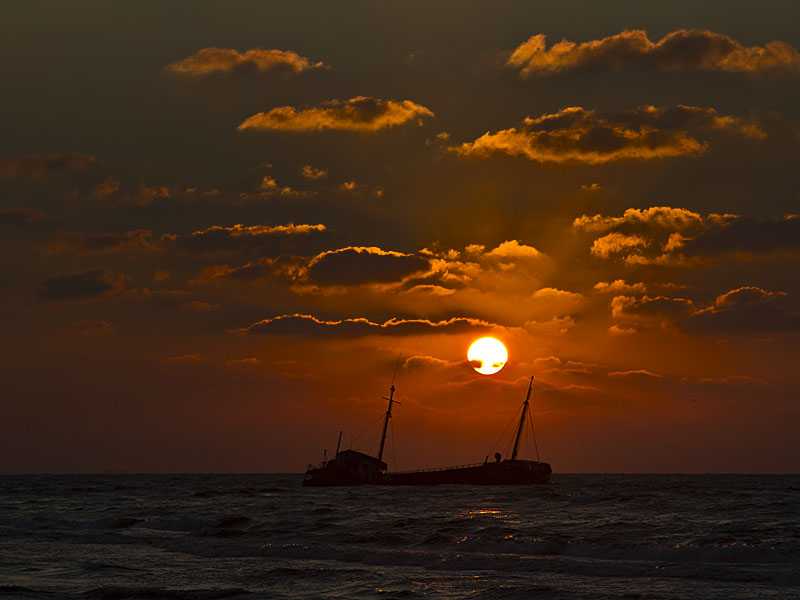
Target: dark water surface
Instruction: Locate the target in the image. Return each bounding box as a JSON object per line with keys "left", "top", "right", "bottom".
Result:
{"left": 1, "top": 474, "right": 798, "bottom": 599}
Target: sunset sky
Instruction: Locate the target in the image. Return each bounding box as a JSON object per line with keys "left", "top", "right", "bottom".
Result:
{"left": 2, "top": 1, "right": 798, "bottom": 474}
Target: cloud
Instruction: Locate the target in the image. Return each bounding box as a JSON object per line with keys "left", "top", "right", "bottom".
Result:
{"left": 181, "top": 301, "right": 219, "bottom": 312}
{"left": 306, "top": 247, "right": 430, "bottom": 286}
{"left": 677, "top": 215, "right": 800, "bottom": 259}
{"left": 165, "top": 48, "right": 326, "bottom": 76}
{"left": 235, "top": 314, "right": 493, "bottom": 338}
{"left": 46, "top": 223, "right": 328, "bottom": 257}
{"left": 608, "top": 369, "right": 662, "bottom": 379}
{"left": 89, "top": 177, "right": 121, "bottom": 201}
{"left": 507, "top": 29, "right": 800, "bottom": 76}
{"left": 610, "top": 286, "right": 800, "bottom": 336}
{"left": 35, "top": 268, "right": 128, "bottom": 302}
{"left": 576, "top": 209, "right": 800, "bottom": 265}
{"left": 685, "top": 286, "right": 800, "bottom": 334}
{"left": 300, "top": 165, "right": 327, "bottom": 180}
{"left": 87, "top": 179, "right": 222, "bottom": 206}
{"left": 611, "top": 294, "right": 695, "bottom": 320}
{"left": 0, "top": 154, "right": 97, "bottom": 178}
{"left": 161, "top": 354, "right": 204, "bottom": 364}
{"left": 594, "top": 280, "right": 647, "bottom": 294}
{"left": 574, "top": 206, "right": 705, "bottom": 233}
{"left": 590, "top": 233, "right": 649, "bottom": 258}
{"left": 257, "top": 176, "right": 309, "bottom": 198}
{"left": 485, "top": 239, "right": 543, "bottom": 259}
{"left": 167, "top": 223, "right": 328, "bottom": 255}
{"left": 237, "top": 96, "right": 434, "bottom": 132}
{"left": 0, "top": 208, "right": 48, "bottom": 226}
{"left": 44, "top": 229, "right": 157, "bottom": 255}
{"left": 73, "top": 318, "right": 116, "bottom": 336}
{"left": 402, "top": 355, "right": 455, "bottom": 371}
{"left": 453, "top": 105, "right": 761, "bottom": 165}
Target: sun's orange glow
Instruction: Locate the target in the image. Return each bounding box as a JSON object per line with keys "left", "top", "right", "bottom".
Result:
{"left": 468, "top": 337, "right": 508, "bottom": 375}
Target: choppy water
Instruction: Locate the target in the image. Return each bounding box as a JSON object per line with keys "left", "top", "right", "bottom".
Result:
{"left": 0, "top": 474, "right": 798, "bottom": 599}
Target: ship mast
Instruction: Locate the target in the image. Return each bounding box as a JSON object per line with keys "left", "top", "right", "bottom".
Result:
{"left": 510, "top": 376, "right": 534, "bottom": 460}
{"left": 377, "top": 384, "right": 396, "bottom": 463}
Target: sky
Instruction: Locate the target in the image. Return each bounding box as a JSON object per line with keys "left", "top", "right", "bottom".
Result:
{"left": 1, "top": 1, "right": 799, "bottom": 474}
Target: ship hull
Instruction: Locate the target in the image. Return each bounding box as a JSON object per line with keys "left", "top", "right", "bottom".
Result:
{"left": 381, "top": 460, "right": 551, "bottom": 486}
{"left": 303, "top": 456, "right": 551, "bottom": 487}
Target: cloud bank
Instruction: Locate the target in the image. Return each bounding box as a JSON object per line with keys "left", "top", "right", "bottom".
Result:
{"left": 235, "top": 314, "right": 492, "bottom": 338}
{"left": 454, "top": 106, "right": 761, "bottom": 165}
{"left": 508, "top": 29, "right": 800, "bottom": 76}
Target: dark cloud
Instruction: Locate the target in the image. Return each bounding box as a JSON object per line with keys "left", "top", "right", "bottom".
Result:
{"left": 45, "top": 229, "right": 156, "bottom": 255}
{"left": 454, "top": 106, "right": 761, "bottom": 165}
{"left": 306, "top": 247, "right": 430, "bottom": 285}
{"left": 237, "top": 96, "right": 434, "bottom": 132}
{"left": 164, "top": 223, "right": 328, "bottom": 255}
{"left": 0, "top": 208, "right": 48, "bottom": 226}
{"left": 684, "top": 287, "right": 800, "bottom": 334}
{"left": 611, "top": 295, "right": 695, "bottom": 320}
{"left": 576, "top": 209, "right": 799, "bottom": 265}
{"left": 166, "top": 48, "right": 326, "bottom": 76}
{"left": 508, "top": 29, "right": 800, "bottom": 76}
{"left": 0, "top": 154, "right": 98, "bottom": 178}
{"left": 678, "top": 215, "right": 800, "bottom": 258}
{"left": 44, "top": 223, "right": 328, "bottom": 258}
{"left": 235, "top": 314, "right": 492, "bottom": 338}
{"left": 35, "top": 268, "right": 128, "bottom": 302}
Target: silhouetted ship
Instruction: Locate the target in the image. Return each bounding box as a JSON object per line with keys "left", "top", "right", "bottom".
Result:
{"left": 303, "top": 376, "right": 551, "bottom": 486}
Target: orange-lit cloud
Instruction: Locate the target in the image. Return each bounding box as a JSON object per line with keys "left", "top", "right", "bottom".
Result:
{"left": 35, "top": 268, "right": 129, "bottom": 302}
{"left": 300, "top": 165, "right": 327, "bottom": 180}
{"left": 165, "top": 47, "right": 326, "bottom": 76}
{"left": 0, "top": 154, "right": 98, "bottom": 178}
{"left": 590, "top": 233, "right": 649, "bottom": 258}
{"left": 594, "top": 280, "right": 647, "bottom": 294}
{"left": 508, "top": 29, "right": 800, "bottom": 76}
{"left": 453, "top": 105, "right": 761, "bottom": 164}
{"left": 257, "top": 176, "right": 309, "bottom": 198}
{"left": 235, "top": 314, "right": 493, "bottom": 338}
{"left": 237, "top": 96, "right": 434, "bottom": 132}
{"left": 574, "top": 206, "right": 706, "bottom": 233}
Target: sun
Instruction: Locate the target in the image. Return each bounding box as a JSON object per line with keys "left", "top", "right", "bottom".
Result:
{"left": 468, "top": 337, "right": 508, "bottom": 375}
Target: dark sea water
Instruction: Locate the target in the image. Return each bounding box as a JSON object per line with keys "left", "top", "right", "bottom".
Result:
{"left": 0, "top": 474, "right": 798, "bottom": 599}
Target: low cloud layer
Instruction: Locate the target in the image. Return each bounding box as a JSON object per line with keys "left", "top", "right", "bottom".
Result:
{"left": 166, "top": 47, "right": 326, "bottom": 76}
{"left": 508, "top": 29, "right": 800, "bottom": 76}
{"left": 454, "top": 105, "right": 761, "bottom": 165}
{"left": 0, "top": 154, "right": 97, "bottom": 178}
{"left": 237, "top": 96, "right": 434, "bottom": 132}
{"left": 235, "top": 314, "right": 492, "bottom": 338}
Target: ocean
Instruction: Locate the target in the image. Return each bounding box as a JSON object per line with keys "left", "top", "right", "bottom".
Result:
{"left": 0, "top": 474, "right": 798, "bottom": 599}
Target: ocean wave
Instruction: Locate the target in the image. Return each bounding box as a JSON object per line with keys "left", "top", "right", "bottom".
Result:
{"left": 82, "top": 587, "right": 251, "bottom": 599}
